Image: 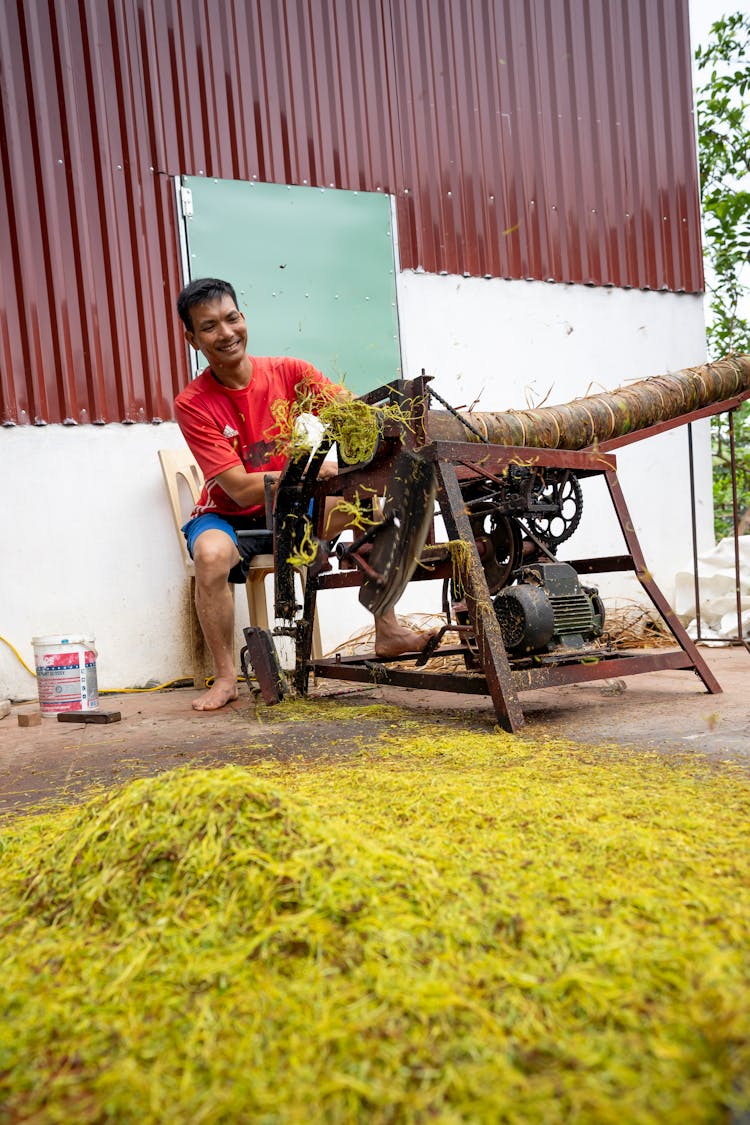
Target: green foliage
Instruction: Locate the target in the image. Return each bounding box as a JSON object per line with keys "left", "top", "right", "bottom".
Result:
{"left": 695, "top": 12, "right": 750, "bottom": 536}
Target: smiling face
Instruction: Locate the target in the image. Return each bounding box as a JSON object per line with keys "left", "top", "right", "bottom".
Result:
{"left": 184, "top": 294, "right": 250, "bottom": 385}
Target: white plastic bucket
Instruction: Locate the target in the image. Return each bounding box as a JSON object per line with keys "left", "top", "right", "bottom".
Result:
{"left": 32, "top": 635, "right": 99, "bottom": 714}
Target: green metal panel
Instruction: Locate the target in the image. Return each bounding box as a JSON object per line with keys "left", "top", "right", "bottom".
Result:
{"left": 183, "top": 177, "right": 401, "bottom": 393}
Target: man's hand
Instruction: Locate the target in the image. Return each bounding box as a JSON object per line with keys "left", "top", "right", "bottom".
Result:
{"left": 263, "top": 470, "right": 283, "bottom": 489}
{"left": 317, "top": 460, "right": 340, "bottom": 480}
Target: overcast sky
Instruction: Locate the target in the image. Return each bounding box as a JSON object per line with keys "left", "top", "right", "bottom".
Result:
{"left": 689, "top": 0, "right": 750, "bottom": 51}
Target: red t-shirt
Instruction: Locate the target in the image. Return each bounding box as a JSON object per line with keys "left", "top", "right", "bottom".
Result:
{"left": 174, "top": 356, "right": 337, "bottom": 518}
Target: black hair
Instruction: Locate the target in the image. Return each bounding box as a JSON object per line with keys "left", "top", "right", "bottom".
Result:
{"left": 176, "top": 278, "right": 239, "bottom": 332}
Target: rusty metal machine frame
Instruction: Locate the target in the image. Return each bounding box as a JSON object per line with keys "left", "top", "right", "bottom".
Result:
{"left": 262, "top": 376, "right": 748, "bottom": 733}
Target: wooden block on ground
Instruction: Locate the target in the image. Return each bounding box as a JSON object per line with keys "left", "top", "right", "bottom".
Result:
{"left": 57, "top": 710, "right": 122, "bottom": 725}
{"left": 18, "top": 711, "right": 42, "bottom": 727}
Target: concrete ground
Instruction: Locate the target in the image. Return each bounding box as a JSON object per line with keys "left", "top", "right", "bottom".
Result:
{"left": 1, "top": 645, "right": 748, "bottom": 817}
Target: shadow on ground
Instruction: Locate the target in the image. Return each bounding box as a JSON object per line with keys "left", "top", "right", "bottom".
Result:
{"left": 2, "top": 646, "right": 748, "bottom": 816}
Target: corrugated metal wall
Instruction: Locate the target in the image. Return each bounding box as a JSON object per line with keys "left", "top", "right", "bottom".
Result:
{"left": 389, "top": 0, "right": 702, "bottom": 287}
{"left": 0, "top": 0, "right": 703, "bottom": 425}
{"left": 0, "top": 0, "right": 186, "bottom": 425}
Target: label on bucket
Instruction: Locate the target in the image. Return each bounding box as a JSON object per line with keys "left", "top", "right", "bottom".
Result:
{"left": 35, "top": 647, "right": 98, "bottom": 713}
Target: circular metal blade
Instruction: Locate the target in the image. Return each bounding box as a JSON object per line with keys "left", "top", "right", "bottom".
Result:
{"left": 359, "top": 451, "right": 437, "bottom": 617}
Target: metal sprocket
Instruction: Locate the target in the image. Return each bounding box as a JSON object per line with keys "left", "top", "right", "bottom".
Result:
{"left": 526, "top": 471, "right": 583, "bottom": 548}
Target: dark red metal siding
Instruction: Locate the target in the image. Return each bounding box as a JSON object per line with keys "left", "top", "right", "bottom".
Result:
{"left": 141, "top": 0, "right": 401, "bottom": 192}
{"left": 387, "top": 0, "right": 702, "bottom": 286}
{"left": 0, "top": 0, "right": 703, "bottom": 425}
{"left": 0, "top": 0, "right": 186, "bottom": 425}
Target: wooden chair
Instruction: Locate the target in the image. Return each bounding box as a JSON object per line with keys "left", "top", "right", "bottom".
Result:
{"left": 158, "top": 448, "right": 320, "bottom": 687}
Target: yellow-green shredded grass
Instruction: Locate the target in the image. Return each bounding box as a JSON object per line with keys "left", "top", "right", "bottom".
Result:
{"left": 268, "top": 380, "right": 414, "bottom": 466}
{"left": 1, "top": 723, "right": 749, "bottom": 1123}
{"left": 286, "top": 517, "right": 319, "bottom": 570}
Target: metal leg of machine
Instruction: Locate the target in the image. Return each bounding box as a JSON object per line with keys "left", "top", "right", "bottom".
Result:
{"left": 436, "top": 459, "right": 525, "bottom": 732}
{"left": 604, "top": 469, "right": 721, "bottom": 694}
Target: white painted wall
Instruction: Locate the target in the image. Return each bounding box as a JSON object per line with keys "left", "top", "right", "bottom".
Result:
{"left": 0, "top": 424, "right": 194, "bottom": 702}
{"left": 0, "top": 275, "right": 711, "bottom": 701}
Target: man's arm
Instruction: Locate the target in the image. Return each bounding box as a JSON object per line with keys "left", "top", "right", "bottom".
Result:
{"left": 213, "top": 465, "right": 281, "bottom": 508}
{"left": 215, "top": 459, "right": 340, "bottom": 513}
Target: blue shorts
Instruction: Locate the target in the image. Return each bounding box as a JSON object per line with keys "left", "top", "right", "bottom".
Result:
{"left": 182, "top": 513, "right": 272, "bottom": 584}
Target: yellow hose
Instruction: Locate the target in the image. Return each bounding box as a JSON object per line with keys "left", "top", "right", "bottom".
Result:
{"left": 0, "top": 634, "right": 194, "bottom": 694}
{"left": 0, "top": 634, "right": 36, "bottom": 677}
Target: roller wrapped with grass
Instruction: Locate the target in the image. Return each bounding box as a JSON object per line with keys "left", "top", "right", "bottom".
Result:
{"left": 427, "top": 355, "right": 750, "bottom": 449}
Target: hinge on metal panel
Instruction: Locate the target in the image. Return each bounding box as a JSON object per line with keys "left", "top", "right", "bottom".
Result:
{"left": 180, "top": 186, "right": 193, "bottom": 218}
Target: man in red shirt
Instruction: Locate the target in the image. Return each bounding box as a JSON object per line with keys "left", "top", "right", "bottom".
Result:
{"left": 175, "top": 277, "right": 429, "bottom": 710}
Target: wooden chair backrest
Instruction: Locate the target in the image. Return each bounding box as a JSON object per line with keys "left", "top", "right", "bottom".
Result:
{"left": 158, "top": 447, "right": 205, "bottom": 576}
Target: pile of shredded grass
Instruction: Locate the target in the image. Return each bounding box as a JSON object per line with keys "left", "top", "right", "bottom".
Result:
{"left": 268, "top": 378, "right": 414, "bottom": 465}
{"left": 1, "top": 725, "right": 749, "bottom": 1123}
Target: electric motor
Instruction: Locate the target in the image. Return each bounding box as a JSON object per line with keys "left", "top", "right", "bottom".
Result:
{"left": 494, "top": 562, "right": 604, "bottom": 655}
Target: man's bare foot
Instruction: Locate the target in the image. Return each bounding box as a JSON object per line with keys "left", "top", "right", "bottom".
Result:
{"left": 192, "top": 676, "right": 239, "bottom": 711}
{"left": 374, "top": 618, "right": 439, "bottom": 658}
